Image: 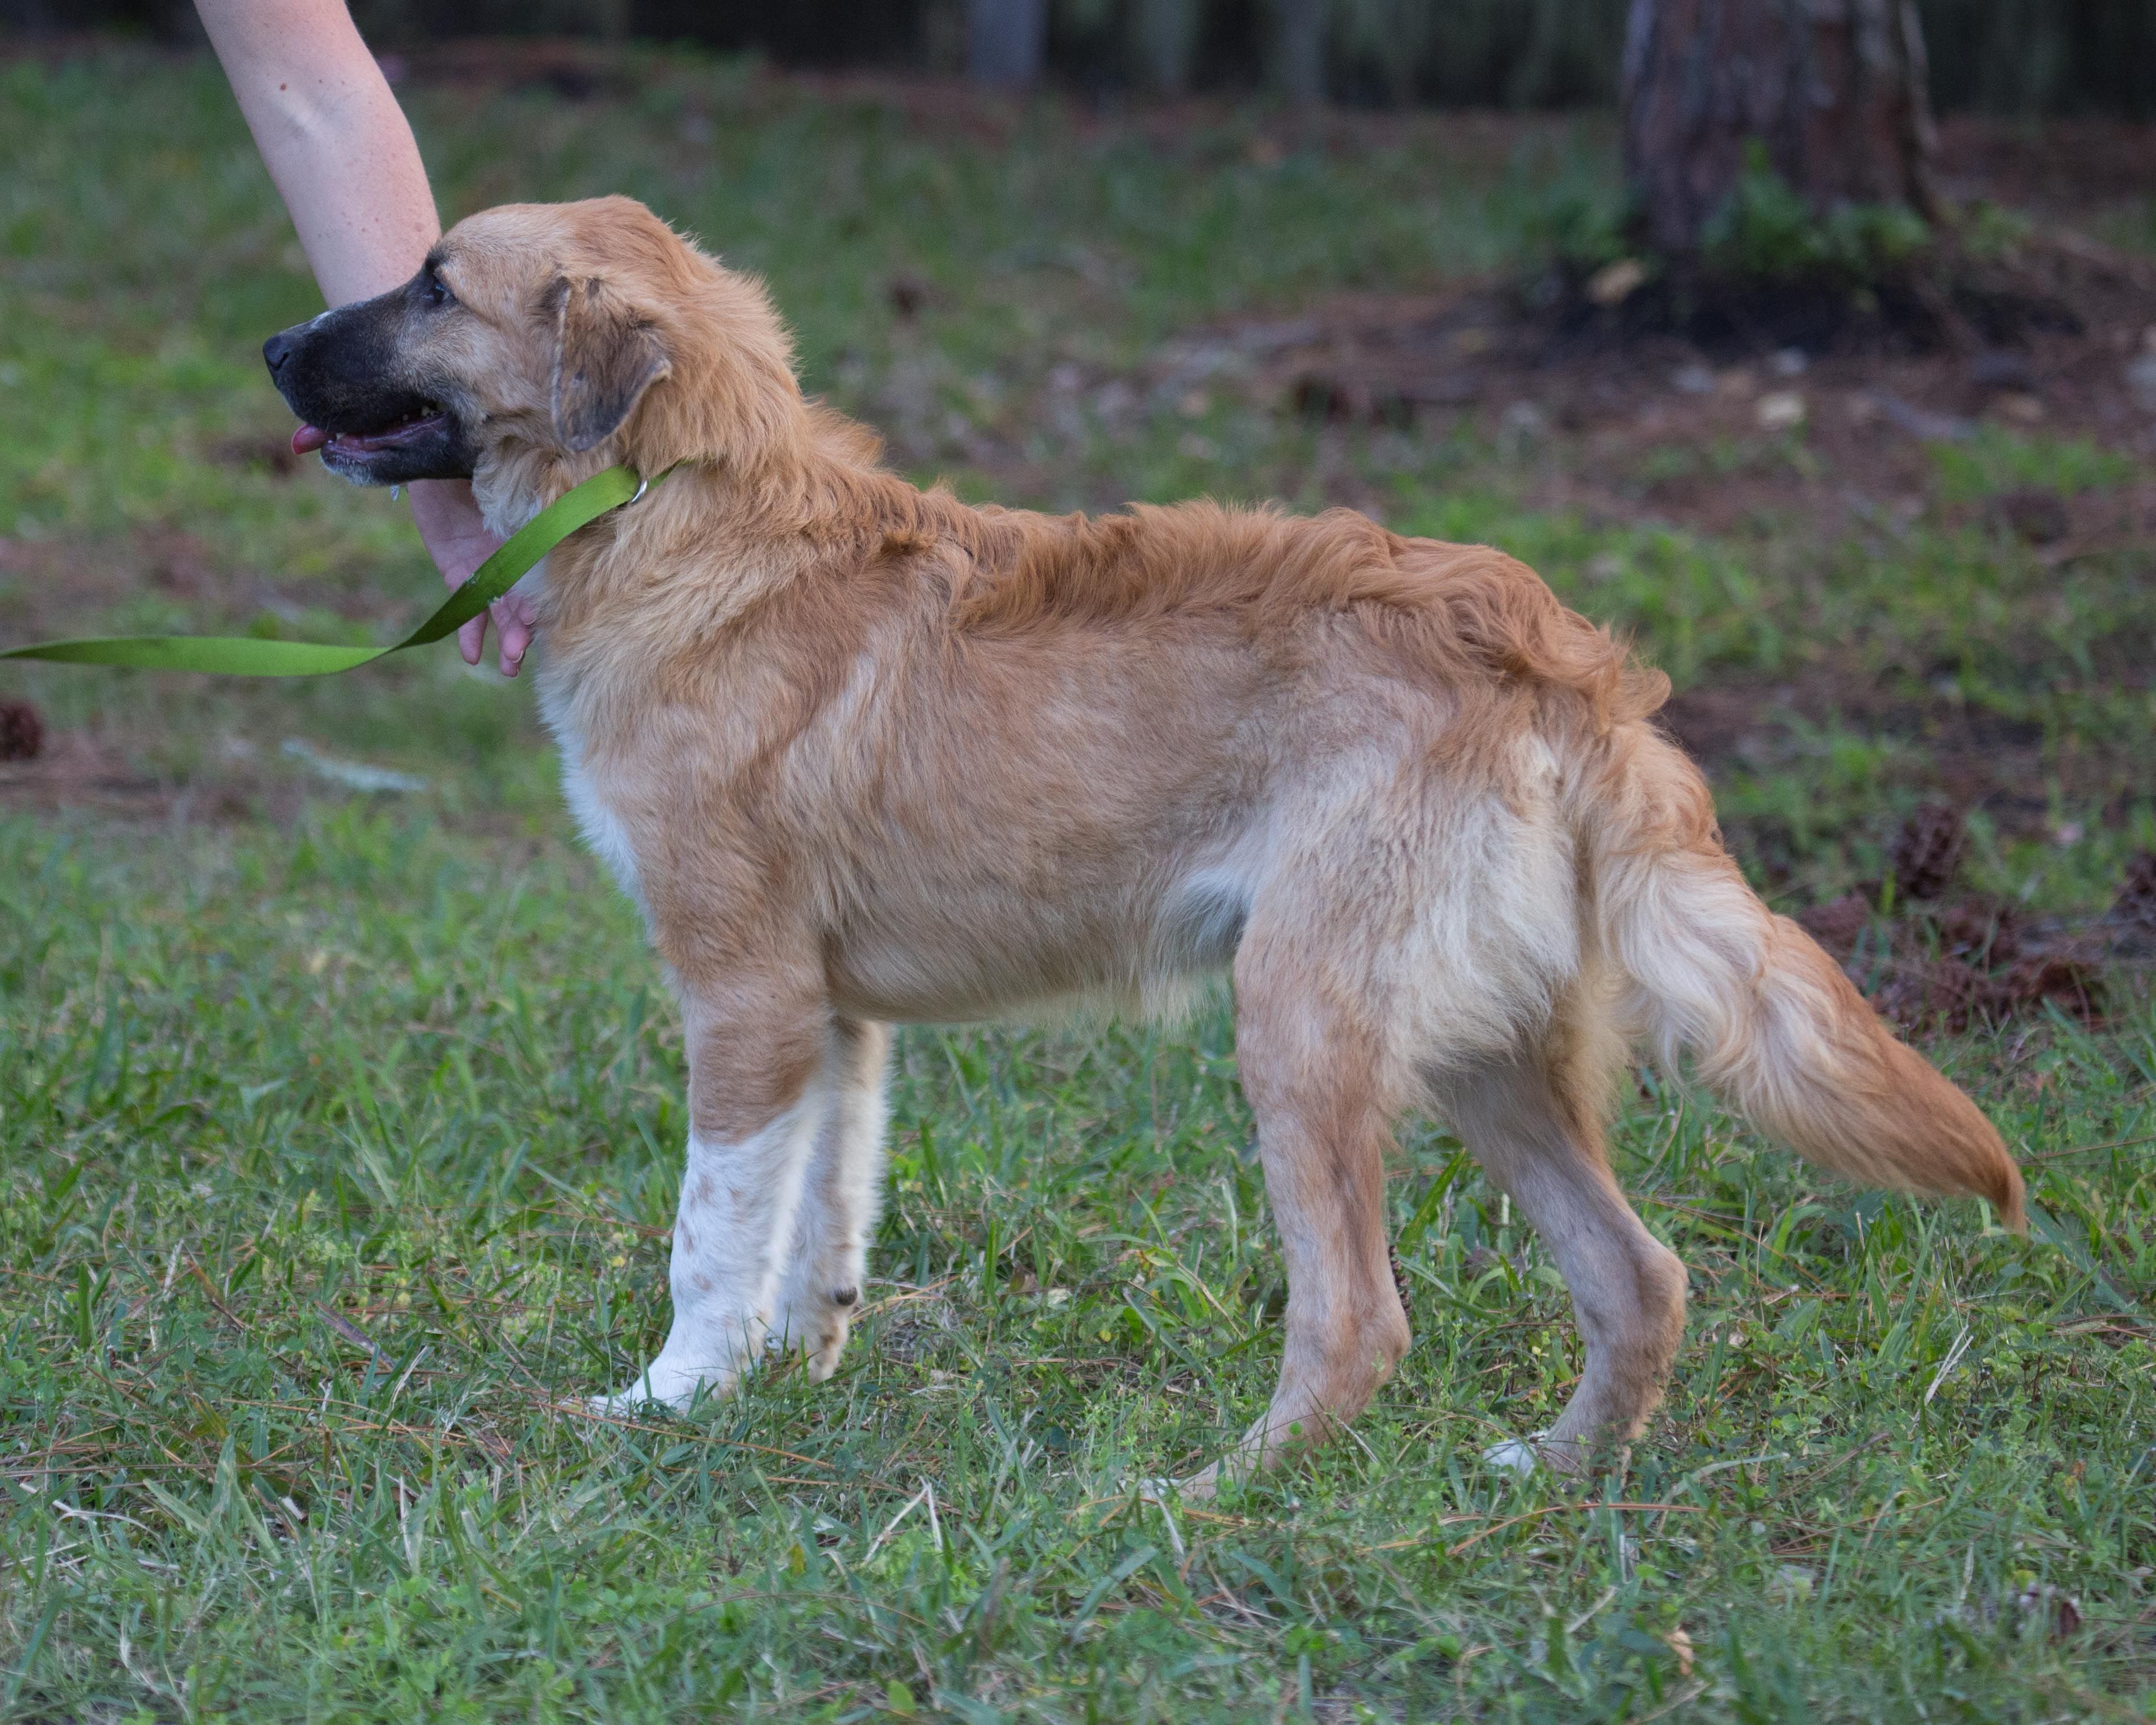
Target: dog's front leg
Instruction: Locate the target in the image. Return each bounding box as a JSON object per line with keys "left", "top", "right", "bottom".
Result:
{"left": 771, "top": 1017, "right": 892, "bottom": 1380}
{"left": 597, "top": 985, "right": 831, "bottom": 1412}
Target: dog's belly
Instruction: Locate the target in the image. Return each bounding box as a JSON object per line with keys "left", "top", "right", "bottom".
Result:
{"left": 822, "top": 862, "right": 1252, "bottom": 1025}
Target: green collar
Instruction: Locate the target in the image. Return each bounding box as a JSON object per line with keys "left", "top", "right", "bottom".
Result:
{"left": 0, "top": 463, "right": 665, "bottom": 677}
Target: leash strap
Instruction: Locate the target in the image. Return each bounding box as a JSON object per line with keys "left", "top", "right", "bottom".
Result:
{"left": 0, "top": 464, "right": 655, "bottom": 677}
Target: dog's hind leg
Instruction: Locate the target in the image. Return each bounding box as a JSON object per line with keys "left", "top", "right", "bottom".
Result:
{"left": 1186, "top": 930, "right": 1413, "bottom": 1493}
{"left": 595, "top": 981, "right": 832, "bottom": 1413}
{"left": 771, "top": 1017, "right": 892, "bottom": 1380}
{"left": 1439, "top": 1025, "right": 1687, "bottom": 1476}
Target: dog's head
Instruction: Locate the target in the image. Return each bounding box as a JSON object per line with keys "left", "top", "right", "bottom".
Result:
{"left": 263, "top": 197, "right": 799, "bottom": 504}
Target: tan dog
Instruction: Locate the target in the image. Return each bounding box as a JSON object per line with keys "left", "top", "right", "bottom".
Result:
{"left": 263, "top": 197, "right": 2024, "bottom": 1490}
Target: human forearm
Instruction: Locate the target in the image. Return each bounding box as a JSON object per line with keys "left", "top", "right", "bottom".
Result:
{"left": 196, "top": 0, "right": 437, "bottom": 303}
{"left": 201, "top": 0, "right": 524, "bottom": 671}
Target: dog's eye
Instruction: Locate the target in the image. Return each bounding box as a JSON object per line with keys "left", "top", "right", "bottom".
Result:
{"left": 425, "top": 273, "right": 454, "bottom": 308}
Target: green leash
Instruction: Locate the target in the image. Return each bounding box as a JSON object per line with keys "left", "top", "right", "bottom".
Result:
{"left": 0, "top": 465, "right": 657, "bottom": 677}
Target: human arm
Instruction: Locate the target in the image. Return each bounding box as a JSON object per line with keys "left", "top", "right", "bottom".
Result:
{"left": 194, "top": 0, "right": 534, "bottom": 674}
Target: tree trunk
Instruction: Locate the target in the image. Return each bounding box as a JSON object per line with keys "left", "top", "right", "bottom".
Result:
{"left": 1272, "top": 0, "right": 1331, "bottom": 106}
{"left": 1138, "top": 0, "right": 1200, "bottom": 95}
{"left": 1622, "top": 0, "right": 1940, "bottom": 257}
{"left": 968, "top": 0, "right": 1049, "bottom": 89}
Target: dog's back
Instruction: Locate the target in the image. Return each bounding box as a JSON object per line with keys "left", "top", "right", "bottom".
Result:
{"left": 705, "top": 496, "right": 1642, "bottom": 1023}
{"left": 675, "top": 478, "right": 2022, "bottom": 1234}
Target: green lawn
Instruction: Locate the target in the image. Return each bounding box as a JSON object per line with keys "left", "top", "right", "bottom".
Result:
{"left": 0, "top": 45, "right": 2152, "bottom": 1723}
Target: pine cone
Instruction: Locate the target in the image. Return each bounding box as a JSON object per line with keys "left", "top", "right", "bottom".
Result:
{"left": 0, "top": 700, "right": 41, "bottom": 762}
{"left": 1935, "top": 897, "right": 2022, "bottom": 967}
{"left": 1889, "top": 804, "right": 1967, "bottom": 901}
{"left": 1872, "top": 955, "right": 1996, "bottom": 1034}
{"left": 2113, "top": 851, "right": 2156, "bottom": 933}
{"left": 1797, "top": 892, "right": 1871, "bottom": 957}
{"left": 2000, "top": 954, "right": 2102, "bottom": 1023}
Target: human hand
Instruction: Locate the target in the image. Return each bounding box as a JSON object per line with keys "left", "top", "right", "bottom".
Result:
{"left": 408, "top": 478, "right": 534, "bottom": 677}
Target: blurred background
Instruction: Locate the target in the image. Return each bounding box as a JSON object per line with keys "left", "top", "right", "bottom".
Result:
{"left": 8, "top": 0, "right": 2155, "bottom": 118}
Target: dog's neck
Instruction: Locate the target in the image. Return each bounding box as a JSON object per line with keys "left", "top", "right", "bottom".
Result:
{"left": 509, "top": 412, "right": 919, "bottom": 664}
{"left": 472, "top": 418, "right": 820, "bottom": 548}
{"left": 471, "top": 451, "right": 624, "bottom": 543}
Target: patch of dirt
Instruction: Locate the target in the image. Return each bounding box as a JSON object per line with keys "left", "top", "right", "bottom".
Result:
{"left": 866, "top": 1286, "right": 960, "bottom": 1363}
{"left": 1169, "top": 246, "right": 2155, "bottom": 540}
{"left": 0, "top": 533, "right": 446, "bottom": 830}
{"left": 1655, "top": 667, "right": 2156, "bottom": 867}
{"left": 0, "top": 726, "right": 244, "bottom": 821}
{"left": 1794, "top": 808, "right": 2153, "bottom": 1030}
{"left": 0, "top": 526, "right": 421, "bottom": 637}
{"left": 1933, "top": 117, "right": 2156, "bottom": 222}
{"left": 1057, "top": 119, "right": 2156, "bottom": 554}
{"left": 1805, "top": 888, "right": 2111, "bottom": 1032}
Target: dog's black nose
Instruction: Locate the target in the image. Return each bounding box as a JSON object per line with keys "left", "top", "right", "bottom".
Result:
{"left": 262, "top": 330, "right": 298, "bottom": 375}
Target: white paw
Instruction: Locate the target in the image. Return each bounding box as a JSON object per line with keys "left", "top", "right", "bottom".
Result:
{"left": 1482, "top": 1434, "right": 1547, "bottom": 1477}
{"left": 588, "top": 1359, "right": 737, "bottom": 1416}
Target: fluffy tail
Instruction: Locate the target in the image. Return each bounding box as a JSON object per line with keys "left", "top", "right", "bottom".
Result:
{"left": 1585, "top": 727, "right": 2025, "bottom": 1229}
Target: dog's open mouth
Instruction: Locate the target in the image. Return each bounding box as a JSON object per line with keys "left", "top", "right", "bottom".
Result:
{"left": 292, "top": 402, "right": 449, "bottom": 458}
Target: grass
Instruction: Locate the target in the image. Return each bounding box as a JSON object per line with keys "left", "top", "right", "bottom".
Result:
{"left": 1, "top": 42, "right": 2153, "bottom": 1722}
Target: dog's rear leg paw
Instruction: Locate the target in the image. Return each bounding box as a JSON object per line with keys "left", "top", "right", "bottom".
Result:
{"left": 775, "top": 1284, "right": 859, "bottom": 1383}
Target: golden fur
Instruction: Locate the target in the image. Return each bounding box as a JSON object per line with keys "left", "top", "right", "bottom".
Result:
{"left": 370, "top": 196, "right": 2022, "bottom": 1486}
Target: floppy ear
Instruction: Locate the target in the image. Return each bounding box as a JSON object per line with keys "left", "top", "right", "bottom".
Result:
{"left": 547, "top": 275, "right": 671, "bottom": 454}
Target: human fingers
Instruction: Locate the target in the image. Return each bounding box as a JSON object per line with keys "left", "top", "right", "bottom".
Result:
{"left": 495, "top": 602, "right": 534, "bottom": 678}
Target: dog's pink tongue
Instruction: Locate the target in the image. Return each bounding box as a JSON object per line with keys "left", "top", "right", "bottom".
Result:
{"left": 291, "top": 424, "right": 329, "bottom": 455}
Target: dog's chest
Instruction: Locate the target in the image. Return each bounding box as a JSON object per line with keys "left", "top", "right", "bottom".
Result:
{"left": 537, "top": 678, "right": 645, "bottom": 909}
